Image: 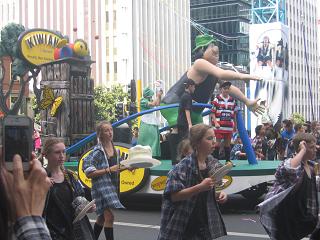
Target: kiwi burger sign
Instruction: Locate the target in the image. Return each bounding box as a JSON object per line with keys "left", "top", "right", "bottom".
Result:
{"left": 18, "top": 29, "right": 63, "bottom": 66}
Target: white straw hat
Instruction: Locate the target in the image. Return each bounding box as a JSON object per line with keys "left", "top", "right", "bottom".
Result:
{"left": 72, "top": 196, "right": 95, "bottom": 223}
{"left": 120, "top": 145, "right": 161, "bottom": 168}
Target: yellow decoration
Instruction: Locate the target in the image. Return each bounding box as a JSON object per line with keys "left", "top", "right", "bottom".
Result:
{"left": 39, "top": 86, "right": 63, "bottom": 116}
{"left": 215, "top": 175, "right": 233, "bottom": 192}
{"left": 78, "top": 150, "right": 93, "bottom": 188}
{"left": 151, "top": 176, "right": 167, "bottom": 191}
{"left": 56, "top": 38, "right": 68, "bottom": 48}
{"left": 74, "top": 39, "right": 89, "bottom": 56}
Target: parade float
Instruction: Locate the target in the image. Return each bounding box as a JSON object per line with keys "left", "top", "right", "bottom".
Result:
{"left": 6, "top": 26, "right": 281, "bottom": 201}
{"left": 63, "top": 104, "right": 281, "bottom": 200}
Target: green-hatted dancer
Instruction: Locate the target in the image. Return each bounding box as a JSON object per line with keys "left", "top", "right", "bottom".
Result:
{"left": 137, "top": 87, "right": 162, "bottom": 157}
{"left": 161, "top": 34, "right": 265, "bottom": 127}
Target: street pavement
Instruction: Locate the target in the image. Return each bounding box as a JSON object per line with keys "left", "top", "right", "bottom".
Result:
{"left": 88, "top": 194, "right": 308, "bottom": 240}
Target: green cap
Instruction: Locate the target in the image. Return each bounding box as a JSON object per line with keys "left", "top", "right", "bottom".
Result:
{"left": 143, "top": 87, "right": 154, "bottom": 98}
{"left": 192, "top": 34, "right": 216, "bottom": 52}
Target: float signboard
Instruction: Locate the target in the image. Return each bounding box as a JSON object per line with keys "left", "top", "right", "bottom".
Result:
{"left": 18, "top": 29, "right": 63, "bottom": 66}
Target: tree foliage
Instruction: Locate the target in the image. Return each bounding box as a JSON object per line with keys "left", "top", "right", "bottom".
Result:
{"left": 0, "top": 23, "right": 24, "bottom": 57}
{"left": 31, "top": 96, "right": 41, "bottom": 124}
{"left": 0, "top": 23, "right": 31, "bottom": 77}
{"left": 290, "top": 112, "right": 305, "bottom": 125}
{"left": 94, "top": 85, "right": 129, "bottom": 123}
{"left": 0, "top": 23, "right": 40, "bottom": 115}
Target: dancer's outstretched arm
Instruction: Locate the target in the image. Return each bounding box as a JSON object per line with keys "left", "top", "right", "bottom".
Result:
{"left": 228, "top": 85, "right": 265, "bottom": 116}
{"left": 193, "top": 59, "right": 261, "bottom": 81}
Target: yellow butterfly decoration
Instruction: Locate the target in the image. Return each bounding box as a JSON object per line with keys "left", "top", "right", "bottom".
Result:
{"left": 39, "top": 86, "right": 63, "bottom": 116}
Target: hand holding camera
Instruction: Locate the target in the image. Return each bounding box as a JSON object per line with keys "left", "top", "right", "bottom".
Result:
{"left": 3, "top": 154, "right": 51, "bottom": 219}
{"left": 3, "top": 115, "right": 33, "bottom": 171}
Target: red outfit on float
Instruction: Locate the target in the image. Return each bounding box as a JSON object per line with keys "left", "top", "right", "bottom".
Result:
{"left": 211, "top": 94, "right": 238, "bottom": 140}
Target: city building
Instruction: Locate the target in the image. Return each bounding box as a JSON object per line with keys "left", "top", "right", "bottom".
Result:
{"left": 190, "top": 0, "right": 251, "bottom": 67}
{"left": 249, "top": 0, "right": 319, "bottom": 128}
{"left": 0, "top": 0, "right": 191, "bottom": 94}
{"left": 130, "top": 0, "right": 191, "bottom": 91}
{"left": 317, "top": 2, "right": 320, "bottom": 105}
{"left": 0, "top": 0, "right": 107, "bottom": 86}
{"left": 286, "top": 0, "right": 319, "bottom": 121}
{"left": 0, "top": 56, "right": 30, "bottom": 116}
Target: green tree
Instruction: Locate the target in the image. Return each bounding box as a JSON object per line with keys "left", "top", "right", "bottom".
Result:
{"left": 290, "top": 112, "right": 305, "bottom": 125}
{"left": 31, "top": 96, "right": 41, "bottom": 124}
{"left": 94, "top": 85, "right": 129, "bottom": 122}
{"left": 0, "top": 23, "right": 40, "bottom": 115}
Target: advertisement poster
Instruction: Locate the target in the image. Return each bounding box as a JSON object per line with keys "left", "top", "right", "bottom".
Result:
{"left": 249, "top": 22, "right": 289, "bottom": 135}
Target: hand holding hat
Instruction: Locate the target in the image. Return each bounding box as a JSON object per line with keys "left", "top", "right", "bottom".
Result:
{"left": 72, "top": 196, "right": 96, "bottom": 223}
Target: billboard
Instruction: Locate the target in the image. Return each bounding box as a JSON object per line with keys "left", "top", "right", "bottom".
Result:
{"left": 249, "top": 22, "right": 289, "bottom": 135}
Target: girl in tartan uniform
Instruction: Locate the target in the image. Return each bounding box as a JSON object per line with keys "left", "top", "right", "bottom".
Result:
{"left": 83, "top": 121, "right": 129, "bottom": 240}
{"left": 259, "top": 133, "right": 320, "bottom": 239}
{"left": 158, "top": 124, "right": 228, "bottom": 240}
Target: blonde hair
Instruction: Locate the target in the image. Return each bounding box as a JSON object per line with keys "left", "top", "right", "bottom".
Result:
{"left": 176, "top": 139, "right": 192, "bottom": 161}
{"left": 292, "top": 133, "right": 316, "bottom": 153}
{"left": 96, "top": 121, "right": 112, "bottom": 142}
{"left": 39, "top": 137, "right": 64, "bottom": 165}
{"left": 95, "top": 121, "right": 117, "bottom": 157}
{"left": 42, "top": 137, "right": 64, "bottom": 155}
{"left": 189, "top": 124, "right": 211, "bottom": 151}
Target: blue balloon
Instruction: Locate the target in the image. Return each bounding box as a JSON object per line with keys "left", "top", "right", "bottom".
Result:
{"left": 60, "top": 46, "right": 73, "bottom": 58}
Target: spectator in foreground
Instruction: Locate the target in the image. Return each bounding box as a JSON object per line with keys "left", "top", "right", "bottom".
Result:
{"left": 0, "top": 154, "right": 52, "bottom": 240}
{"left": 260, "top": 133, "right": 319, "bottom": 239}
{"left": 41, "top": 137, "right": 95, "bottom": 240}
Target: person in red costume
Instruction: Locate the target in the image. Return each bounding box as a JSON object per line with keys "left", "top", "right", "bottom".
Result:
{"left": 211, "top": 81, "right": 238, "bottom": 165}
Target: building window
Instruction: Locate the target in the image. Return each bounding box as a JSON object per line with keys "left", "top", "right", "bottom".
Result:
{"left": 107, "top": 62, "right": 110, "bottom": 73}
{"left": 113, "top": 36, "right": 117, "bottom": 55}
{"left": 114, "top": 62, "right": 117, "bottom": 73}
{"left": 106, "top": 37, "right": 109, "bottom": 53}
{"left": 113, "top": 10, "right": 116, "bottom": 29}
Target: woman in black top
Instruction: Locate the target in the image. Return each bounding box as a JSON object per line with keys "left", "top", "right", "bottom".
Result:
{"left": 42, "top": 137, "right": 95, "bottom": 240}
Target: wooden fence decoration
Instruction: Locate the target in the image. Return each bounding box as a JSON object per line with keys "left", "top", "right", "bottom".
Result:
{"left": 40, "top": 58, "right": 95, "bottom": 146}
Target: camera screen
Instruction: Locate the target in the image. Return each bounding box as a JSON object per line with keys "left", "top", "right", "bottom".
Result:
{"left": 5, "top": 126, "right": 30, "bottom": 162}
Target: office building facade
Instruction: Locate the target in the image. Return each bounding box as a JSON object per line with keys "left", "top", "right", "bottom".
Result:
{"left": 0, "top": 0, "right": 108, "bottom": 86}
{"left": 190, "top": 0, "right": 251, "bottom": 67}
{"left": 131, "top": 0, "right": 191, "bottom": 91}
{"left": 0, "top": 0, "right": 191, "bottom": 93}
{"left": 286, "top": 0, "right": 319, "bottom": 120}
